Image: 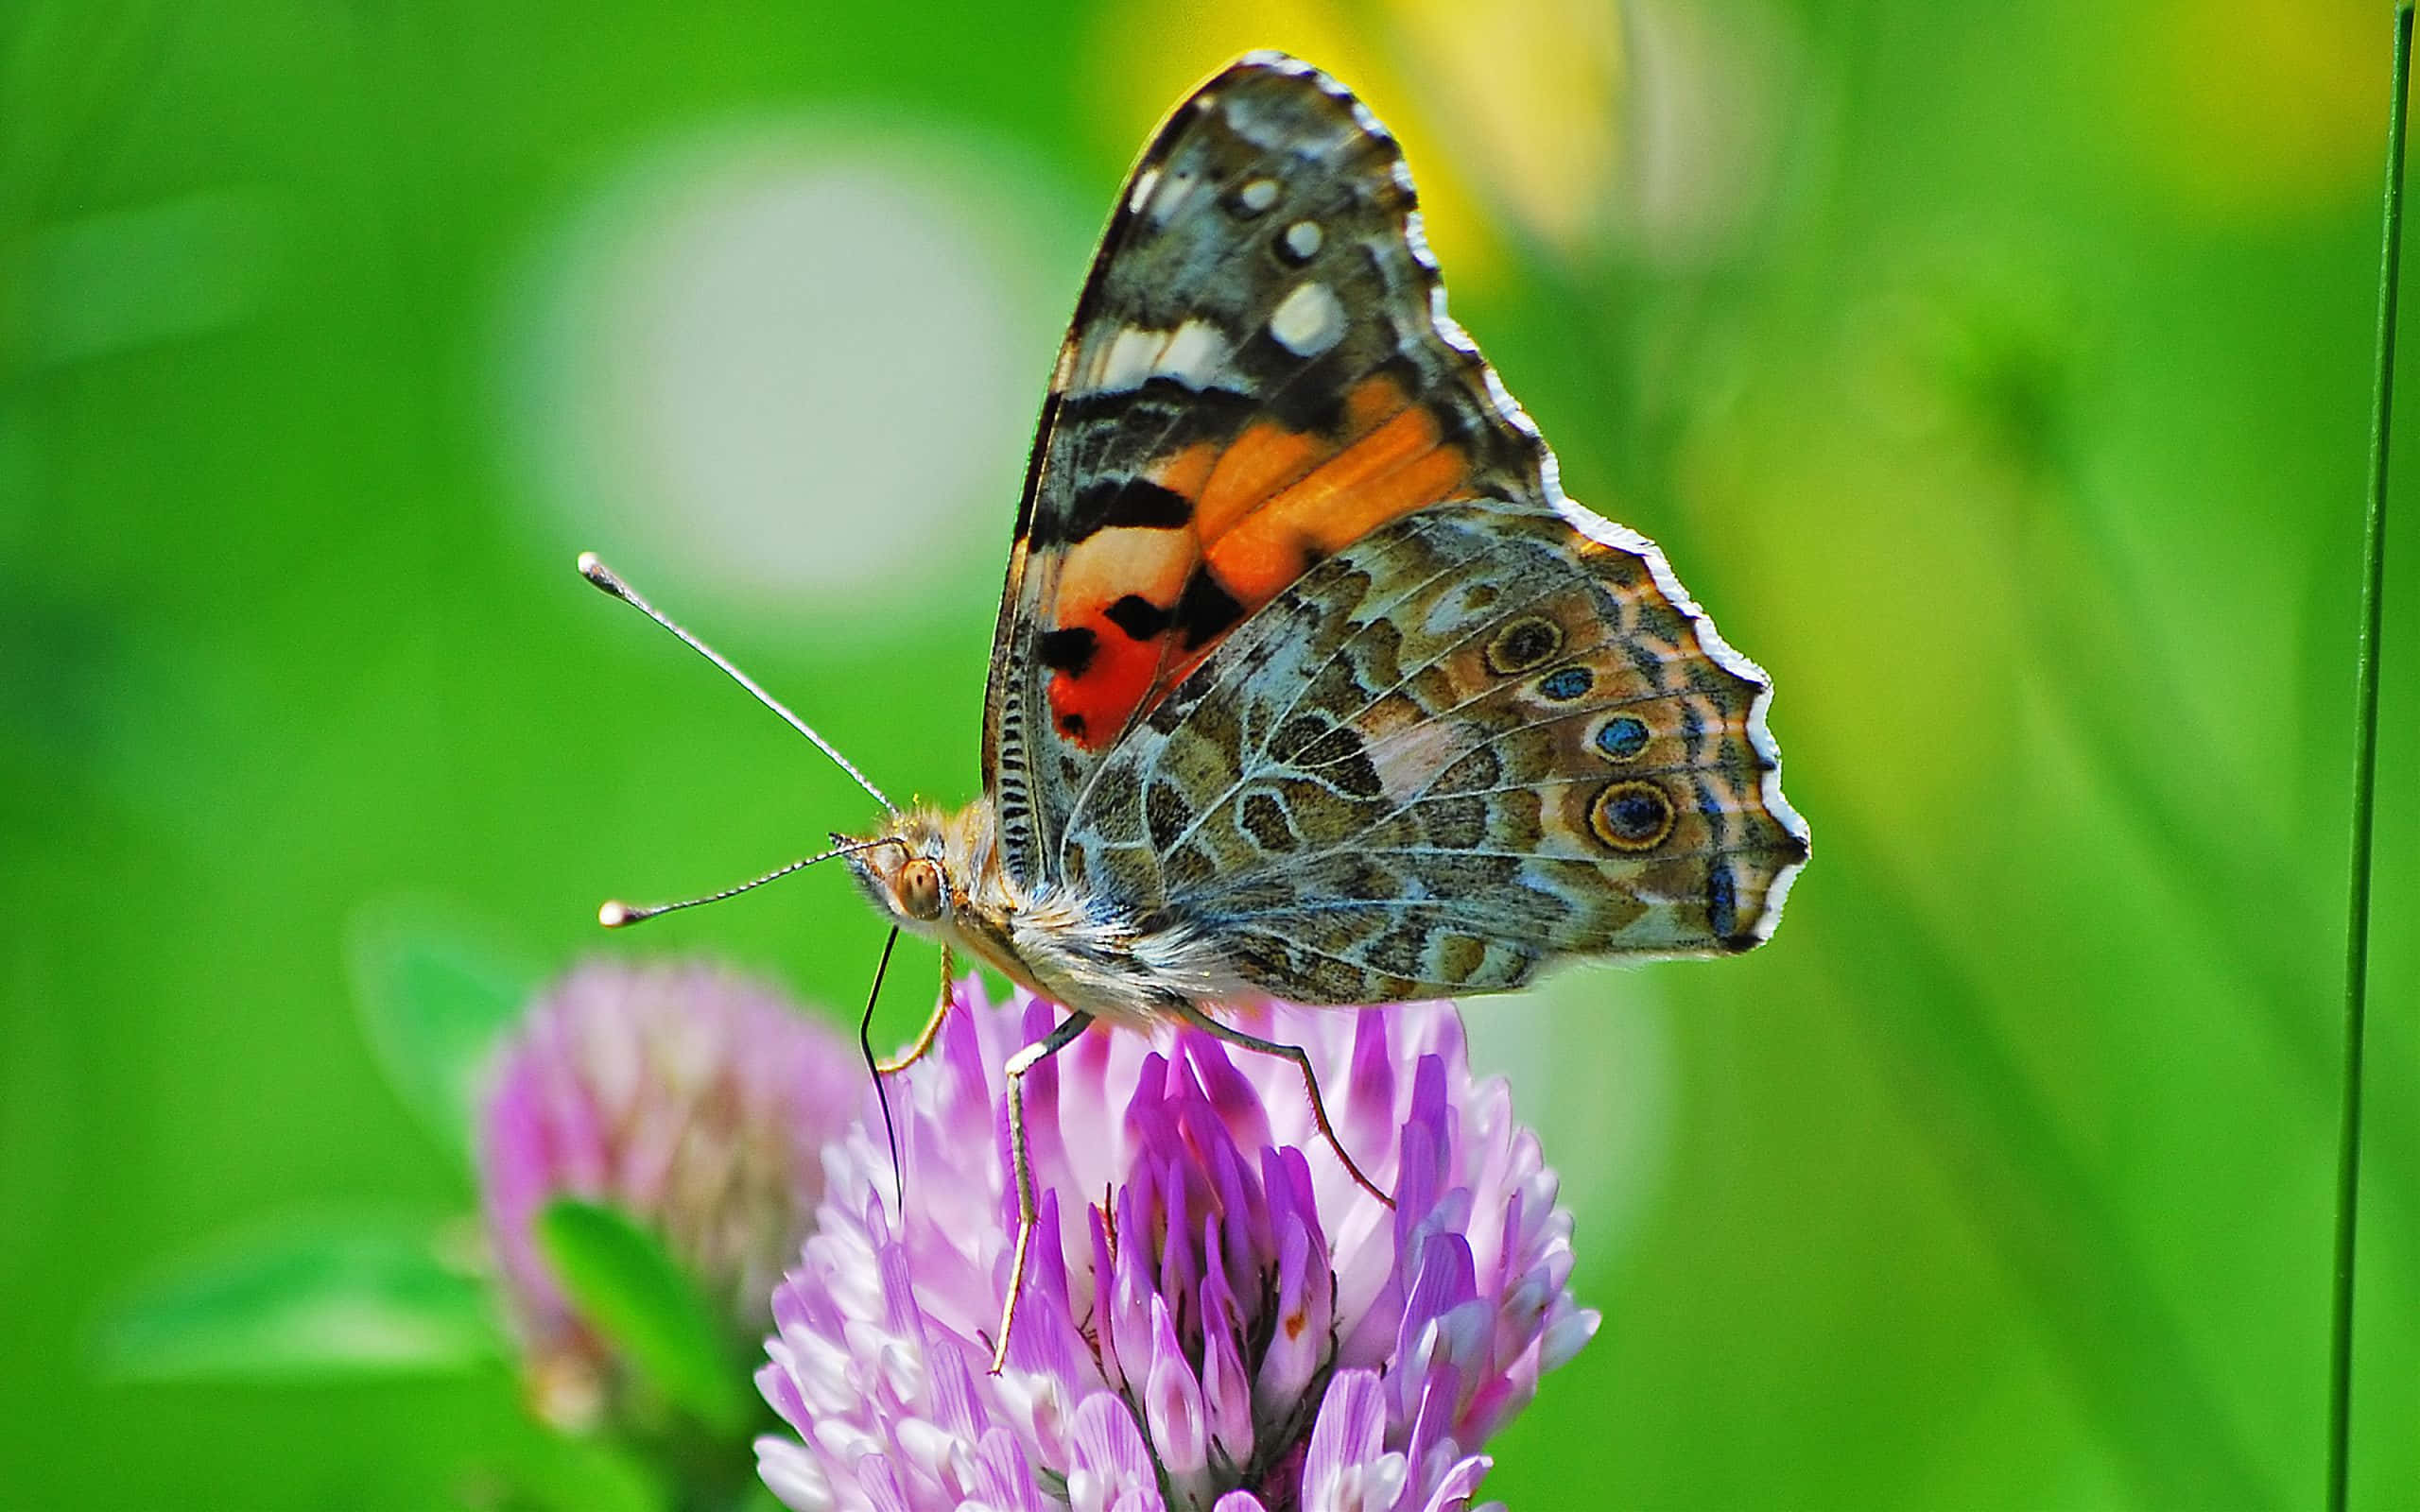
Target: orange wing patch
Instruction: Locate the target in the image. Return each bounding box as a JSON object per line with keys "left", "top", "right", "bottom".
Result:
{"left": 1045, "top": 374, "right": 1470, "bottom": 750}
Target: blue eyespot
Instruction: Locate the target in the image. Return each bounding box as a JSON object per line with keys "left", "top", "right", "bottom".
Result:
{"left": 1538, "top": 665, "right": 1593, "bottom": 701}
{"left": 1595, "top": 715, "right": 1651, "bottom": 761}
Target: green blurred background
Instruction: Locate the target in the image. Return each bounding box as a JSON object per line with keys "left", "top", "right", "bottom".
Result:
{"left": 6, "top": 0, "right": 2417, "bottom": 1505}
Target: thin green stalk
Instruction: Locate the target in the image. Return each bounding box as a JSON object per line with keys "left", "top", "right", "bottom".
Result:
{"left": 2327, "top": 7, "right": 2410, "bottom": 1507}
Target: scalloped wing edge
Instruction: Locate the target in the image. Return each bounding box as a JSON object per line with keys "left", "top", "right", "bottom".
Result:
{"left": 1231, "top": 49, "right": 1811, "bottom": 943}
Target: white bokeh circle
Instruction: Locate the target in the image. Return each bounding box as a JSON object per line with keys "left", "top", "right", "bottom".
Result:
{"left": 503, "top": 119, "right": 1081, "bottom": 617}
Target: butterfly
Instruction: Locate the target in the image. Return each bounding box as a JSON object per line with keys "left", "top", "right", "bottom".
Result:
{"left": 590, "top": 51, "right": 1807, "bottom": 1375}
{"left": 826, "top": 52, "right": 1808, "bottom": 1367}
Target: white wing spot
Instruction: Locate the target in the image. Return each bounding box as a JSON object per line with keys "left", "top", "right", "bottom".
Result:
{"left": 1154, "top": 318, "right": 1227, "bottom": 387}
{"left": 1093, "top": 325, "right": 1169, "bottom": 391}
{"left": 1127, "top": 167, "right": 1161, "bottom": 215}
{"left": 1269, "top": 283, "right": 1345, "bottom": 358}
{"left": 1285, "top": 220, "right": 1322, "bottom": 259}
{"left": 1148, "top": 170, "right": 1201, "bottom": 225}
{"left": 1238, "top": 178, "right": 1280, "bottom": 213}
{"left": 1075, "top": 319, "right": 1231, "bottom": 394}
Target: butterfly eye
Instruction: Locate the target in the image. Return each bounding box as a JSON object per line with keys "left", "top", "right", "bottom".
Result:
{"left": 897, "top": 858, "right": 947, "bottom": 920}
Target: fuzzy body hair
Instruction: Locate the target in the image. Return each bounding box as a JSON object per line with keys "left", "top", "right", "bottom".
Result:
{"left": 843, "top": 799, "right": 1238, "bottom": 1030}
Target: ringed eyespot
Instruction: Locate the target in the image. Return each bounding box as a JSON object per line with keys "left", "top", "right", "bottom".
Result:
{"left": 1593, "top": 714, "right": 1651, "bottom": 761}
{"left": 1485, "top": 615, "right": 1564, "bottom": 675}
{"left": 896, "top": 857, "right": 946, "bottom": 919}
{"left": 1589, "top": 781, "right": 1675, "bottom": 851}
{"left": 1536, "top": 664, "right": 1594, "bottom": 702}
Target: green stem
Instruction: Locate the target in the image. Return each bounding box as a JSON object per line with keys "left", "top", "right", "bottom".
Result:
{"left": 2326, "top": 6, "right": 2411, "bottom": 1508}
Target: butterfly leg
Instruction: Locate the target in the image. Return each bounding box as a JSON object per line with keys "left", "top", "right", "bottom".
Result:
{"left": 1167, "top": 1000, "right": 1394, "bottom": 1211}
{"left": 876, "top": 944, "right": 957, "bottom": 1075}
{"left": 989, "top": 1007, "right": 1094, "bottom": 1375}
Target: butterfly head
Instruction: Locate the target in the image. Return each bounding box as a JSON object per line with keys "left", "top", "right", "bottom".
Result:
{"left": 838, "top": 802, "right": 993, "bottom": 938}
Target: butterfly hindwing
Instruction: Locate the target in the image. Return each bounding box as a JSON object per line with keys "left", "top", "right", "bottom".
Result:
{"left": 1060, "top": 498, "right": 1808, "bottom": 1002}
{"left": 984, "top": 55, "right": 1538, "bottom": 886}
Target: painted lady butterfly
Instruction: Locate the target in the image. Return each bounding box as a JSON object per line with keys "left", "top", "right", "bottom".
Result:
{"left": 838, "top": 52, "right": 1809, "bottom": 1366}
{"left": 845, "top": 55, "right": 1805, "bottom": 1023}
{"left": 593, "top": 52, "right": 1808, "bottom": 1373}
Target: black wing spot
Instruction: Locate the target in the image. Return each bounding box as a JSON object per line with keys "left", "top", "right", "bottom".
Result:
{"left": 1103, "top": 594, "right": 1172, "bottom": 641}
{"left": 1255, "top": 346, "right": 1357, "bottom": 434}
{"left": 1038, "top": 627, "right": 1098, "bottom": 676}
{"left": 1172, "top": 569, "right": 1245, "bottom": 648}
{"left": 1062, "top": 479, "right": 1194, "bottom": 544}
{"left": 1056, "top": 381, "right": 1259, "bottom": 451}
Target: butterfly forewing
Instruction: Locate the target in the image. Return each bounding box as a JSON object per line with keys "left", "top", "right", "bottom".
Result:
{"left": 984, "top": 55, "right": 1543, "bottom": 887}
{"left": 984, "top": 52, "right": 1806, "bottom": 993}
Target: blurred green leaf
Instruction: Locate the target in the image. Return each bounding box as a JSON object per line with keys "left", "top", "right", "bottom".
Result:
{"left": 505, "top": 1432, "right": 673, "bottom": 1512}
{"left": 534, "top": 1199, "right": 749, "bottom": 1437}
{"left": 18, "top": 190, "right": 285, "bottom": 368}
{"left": 347, "top": 902, "right": 538, "bottom": 1166}
{"left": 97, "top": 1214, "right": 498, "bottom": 1382}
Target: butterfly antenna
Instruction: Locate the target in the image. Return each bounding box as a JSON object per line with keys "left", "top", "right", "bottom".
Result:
{"left": 577, "top": 552, "right": 896, "bottom": 814}
{"left": 598, "top": 837, "right": 904, "bottom": 927}
{"left": 859, "top": 926, "right": 908, "bottom": 1203}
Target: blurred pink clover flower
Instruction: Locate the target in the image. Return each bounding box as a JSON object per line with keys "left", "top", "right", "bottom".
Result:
{"left": 755, "top": 977, "right": 1597, "bottom": 1512}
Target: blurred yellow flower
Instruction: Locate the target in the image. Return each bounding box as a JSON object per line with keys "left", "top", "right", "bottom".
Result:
{"left": 1381, "top": 0, "right": 1627, "bottom": 257}
{"left": 1082, "top": 0, "right": 1614, "bottom": 284}
{"left": 1087, "top": 0, "right": 1795, "bottom": 281}
{"left": 2126, "top": 0, "right": 2382, "bottom": 220}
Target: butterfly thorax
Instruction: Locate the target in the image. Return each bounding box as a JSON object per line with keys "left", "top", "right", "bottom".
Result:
{"left": 844, "top": 800, "right": 1235, "bottom": 1031}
